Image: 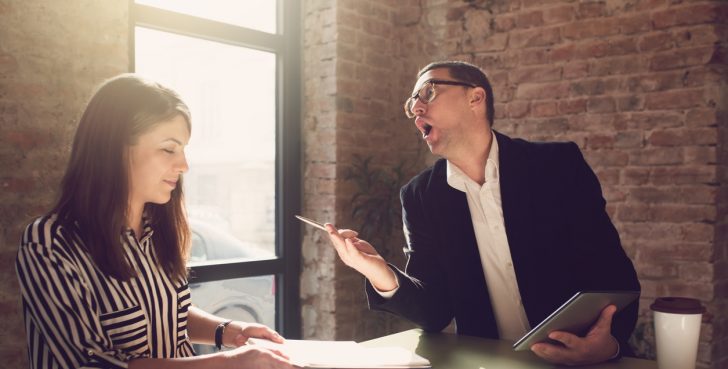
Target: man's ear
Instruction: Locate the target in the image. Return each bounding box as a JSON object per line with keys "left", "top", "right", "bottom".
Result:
{"left": 469, "top": 87, "right": 486, "bottom": 106}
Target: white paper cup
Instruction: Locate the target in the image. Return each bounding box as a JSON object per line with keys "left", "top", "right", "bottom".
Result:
{"left": 650, "top": 297, "right": 705, "bottom": 369}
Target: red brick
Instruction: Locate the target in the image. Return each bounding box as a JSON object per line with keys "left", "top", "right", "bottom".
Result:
{"left": 582, "top": 150, "right": 629, "bottom": 167}
{"left": 562, "top": 61, "right": 588, "bottom": 79}
{"left": 616, "top": 95, "right": 644, "bottom": 112}
{"left": 587, "top": 96, "right": 616, "bottom": 113}
{"left": 577, "top": 2, "right": 607, "bottom": 19}
{"left": 568, "top": 113, "right": 616, "bottom": 131}
{"left": 515, "top": 81, "right": 571, "bottom": 99}
{"left": 509, "top": 27, "right": 560, "bottom": 48}
{"left": 543, "top": 5, "right": 574, "bottom": 25}
{"left": 576, "top": 37, "right": 638, "bottom": 59}
{"left": 558, "top": 98, "right": 586, "bottom": 114}
{"left": 637, "top": 262, "right": 679, "bottom": 279}
{"left": 621, "top": 167, "right": 650, "bottom": 185}
{"left": 686, "top": 108, "right": 719, "bottom": 127}
{"left": 494, "top": 15, "right": 516, "bottom": 32}
{"left": 506, "top": 101, "right": 530, "bottom": 118}
{"left": 648, "top": 128, "right": 718, "bottom": 147}
{"left": 523, "top": 117, "right": 569, "bottom": 135}
{"left": 468, "top": 33, "right": 509, "bottom": 52}
{"left": 623, "top": 71, "right": 684, "bottom": 93}
{"left": 585, "top": 134, "right": 614, "bottom": 149}
{"left": 653, "top": 205, "right": 717, "bottom": 223}
{"left": 675, "top": 25, "right": 722, "bottom": 49}
{"left": 531, "top": 101, "right": 558, "bottom": 117}
{"left": 623, "top": 111, "right": 683, "bottom": 130}
{"left": 517, "top": 48, "right": 549, "bottom": 65}
{"left": 570, "top": 78, "right": 621, "bottom": 96}
{"left": 684, "top": 146, "right": 717, "bottom": 165}
{"left": 650, "top": 46, "right": 717, "bottom": 71}
{"left": 515, "top": 10, "right": 543, "bottom": 29}
{"left": 652, "top": 3, "right": 727, "bottom": 30}
{"left": 651, "top": 166, "right": 717, "bottom": 186}
{"left": 638, "top": 32, "right": 674, "bottom": 53}
{"left": 619, "top": 13, "right": 652, "bottom": 35}
{"left": 4, "top": 129, "right": 50, "bottom": 151}
{"left": 589, "top": 55, "right": 646, "bottom": 77}
{"left": 645, "top": 89, "right": 706, "bottom": 110}
{"left": 630, "top": 147, "right": 684, "bottom": 166}
{"left": 637, "top": 240, "right": 714, "bottom": 263}
{"left": 510, "top": 65, "right": 562, "bottom": 84}
{"left": 562, "top": 18, "right": 621, "bottom": 40}
{"left": 549, "top": 43, "right": 576, "bottom": 63}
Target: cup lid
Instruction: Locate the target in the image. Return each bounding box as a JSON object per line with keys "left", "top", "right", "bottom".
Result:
{"left": 650, "top": 297, "right": 706, "bottom": 314}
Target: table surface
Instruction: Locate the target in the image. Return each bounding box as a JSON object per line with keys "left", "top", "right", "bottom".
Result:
{"left": 361, "top": 329, "right": 657, "bottom": 369}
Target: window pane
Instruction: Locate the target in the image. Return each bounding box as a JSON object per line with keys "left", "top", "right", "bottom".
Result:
{"left": 135, "top": 26, "right": 277, "bottom": 261}
{"left": 190, "top": 275, "right": 276, "bottom": 354}
{"left": 136, "top": 0, "right": 277, "bottom": 34}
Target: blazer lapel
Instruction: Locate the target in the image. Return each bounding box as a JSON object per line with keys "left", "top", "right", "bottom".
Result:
{"left": 495, "top": 131, "right": 532, "bottom": 264}
{"left": 429, "top": 160, "right": 499, "bottom": 338}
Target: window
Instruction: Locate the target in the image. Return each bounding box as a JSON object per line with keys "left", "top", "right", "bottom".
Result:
{"left": 132, "top": 0, "right": 301, "bottom": 341}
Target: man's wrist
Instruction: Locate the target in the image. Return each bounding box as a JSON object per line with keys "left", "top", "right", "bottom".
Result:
{"left": 367, "top": 264, "right": 398, "bottom": 292}
{"left": 608, "top": 335, "right": 620, "bottom": 360}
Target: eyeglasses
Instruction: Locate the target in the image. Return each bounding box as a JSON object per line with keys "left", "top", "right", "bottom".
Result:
{"left": 404, "top": 79, "right": 476, "bottom": 118}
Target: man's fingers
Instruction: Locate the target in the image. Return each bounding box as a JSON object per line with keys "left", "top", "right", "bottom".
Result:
{"left": 531, "top": 342, "right": 569, "bottom": 363}
{"left": 592, "top": 304, "right": 617, "bottom": 331}
{"left": 338, "top": 229, "right": 358, "bottom": 238}
{"left": 548, "top": 331, "right": 578, "bottom": 348}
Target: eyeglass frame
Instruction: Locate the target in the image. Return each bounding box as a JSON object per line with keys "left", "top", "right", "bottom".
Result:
{"left": 404, "top": 79, "right": 477, "bottom": 118}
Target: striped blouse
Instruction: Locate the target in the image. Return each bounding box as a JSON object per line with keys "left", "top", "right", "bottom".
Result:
{"left": 16, "top": 214, "right": 196, "bottom": 369}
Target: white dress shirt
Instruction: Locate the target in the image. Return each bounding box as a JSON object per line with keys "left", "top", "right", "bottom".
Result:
{"left": 375, "top": 133, "right": 531, "bottom": 341}
{"left": 445, "top": 135, "right": 530, "bottom": 341}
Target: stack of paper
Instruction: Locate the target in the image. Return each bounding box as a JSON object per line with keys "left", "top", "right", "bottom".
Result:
{"left": 247, "top": 338, "right": 431, "bottom": 369}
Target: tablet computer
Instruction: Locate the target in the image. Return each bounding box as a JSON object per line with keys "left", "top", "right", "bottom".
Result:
{"left": 512, "top": 290, "right": 639, "bottom": 351}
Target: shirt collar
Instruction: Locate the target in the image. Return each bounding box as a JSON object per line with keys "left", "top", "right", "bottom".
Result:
{"left": 446, "top": 131, "right": 500, "bottom": 192}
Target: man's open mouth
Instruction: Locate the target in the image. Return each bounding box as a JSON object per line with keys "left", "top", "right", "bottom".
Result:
{"left": 423, "top": 123, "right": 432, "bottom": 137}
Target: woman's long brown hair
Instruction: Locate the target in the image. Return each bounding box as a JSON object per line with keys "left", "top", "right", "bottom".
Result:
{"left": 53, "top": 74, "right": 191, "bottom": 280}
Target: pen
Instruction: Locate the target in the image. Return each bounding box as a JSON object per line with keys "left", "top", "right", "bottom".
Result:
{"left": 295, "top": 215, "right": 327, "bottom": 231}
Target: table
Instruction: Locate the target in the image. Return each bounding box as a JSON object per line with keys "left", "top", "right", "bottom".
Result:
{"left": 361, "top": 329, "right": 657, "bottom": 369}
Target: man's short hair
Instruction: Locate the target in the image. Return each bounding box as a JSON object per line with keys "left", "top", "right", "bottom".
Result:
{"left": 418, "top": 61, "right": 495, "bottom": 127}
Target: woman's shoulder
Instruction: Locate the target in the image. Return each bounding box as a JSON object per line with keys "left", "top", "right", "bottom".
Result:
{"left": 20, "top": 213, "right": 76, "bottom": 252}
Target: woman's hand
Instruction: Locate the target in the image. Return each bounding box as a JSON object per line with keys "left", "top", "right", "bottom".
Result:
{"left": 222, "top": 344, "right": 293, "bottom": 369}
{"left": 223, "top": 321, "right": 285, "bottom": 348}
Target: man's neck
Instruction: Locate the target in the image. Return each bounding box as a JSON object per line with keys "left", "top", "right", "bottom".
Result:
{"left": 449, "top": 129, "right": 493, "bottom": 186}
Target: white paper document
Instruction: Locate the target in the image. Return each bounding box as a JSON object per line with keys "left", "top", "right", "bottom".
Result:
{"left": 247, "top": 338, "right": 431, "bottom": 369}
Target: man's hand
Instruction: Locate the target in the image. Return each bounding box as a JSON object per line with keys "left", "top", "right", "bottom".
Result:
{"left": 325, "top": 223, "right": 398, "bottom": 292}
{"left": 530, "top": 305, "right": 619, "bottom": 366}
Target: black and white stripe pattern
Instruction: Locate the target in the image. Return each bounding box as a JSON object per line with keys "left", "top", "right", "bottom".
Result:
{"left": 16, "top": 214, "right": 195, "bottom": 369}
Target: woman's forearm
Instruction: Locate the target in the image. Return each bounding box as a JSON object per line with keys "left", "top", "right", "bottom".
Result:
{"left": 187, "top": 306, "right": 227, "bottom": 345}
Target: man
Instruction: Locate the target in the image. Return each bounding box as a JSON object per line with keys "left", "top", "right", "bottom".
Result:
{"left": 325, "top": 61, "right": 640, "bottom": 366}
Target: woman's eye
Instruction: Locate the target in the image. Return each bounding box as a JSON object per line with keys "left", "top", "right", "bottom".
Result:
{"left": 163, "top": 148, "right": 175, "bottom": 154}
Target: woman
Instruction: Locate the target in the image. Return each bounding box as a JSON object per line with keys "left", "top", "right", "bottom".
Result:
{"left": 15, "top": 74, "right": 293, "bottom": 369}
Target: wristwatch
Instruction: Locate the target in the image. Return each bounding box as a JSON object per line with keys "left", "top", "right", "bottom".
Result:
{"left": 215, "top": 320, "right": 233, "bottom": 351}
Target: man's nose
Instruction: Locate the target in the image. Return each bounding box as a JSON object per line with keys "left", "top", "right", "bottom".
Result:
{"left": 411, "top": 97, "right": 426, "bottom": 117}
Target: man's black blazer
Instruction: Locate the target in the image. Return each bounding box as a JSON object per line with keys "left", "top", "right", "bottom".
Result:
{"left": 365, "top": 131, "right": 640, "bottom": 353}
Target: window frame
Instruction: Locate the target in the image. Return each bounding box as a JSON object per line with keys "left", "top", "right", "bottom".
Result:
{"left": 130, "top": 0, "right": 302, "bottom": 338}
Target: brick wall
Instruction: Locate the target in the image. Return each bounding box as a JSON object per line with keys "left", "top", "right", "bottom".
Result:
{"left": 0, "top": 1, "right": 129, "bottom": 367}
{"left": 1, "top": 0, "right": 725, "bottom": 368}
{"left": 302, "top": 0, "right": 727, "bottom": 368}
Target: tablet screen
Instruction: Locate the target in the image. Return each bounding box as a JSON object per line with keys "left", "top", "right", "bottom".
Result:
{"left": 512, "top": 290, "right": 639, "bottom": 351}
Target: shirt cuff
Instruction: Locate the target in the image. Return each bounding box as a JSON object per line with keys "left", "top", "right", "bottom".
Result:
{"left": 608, "top": 335, "right": 620, "bottom": 360}
{"left": 372, "top": 271, "right": 399, "bottom": 299}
